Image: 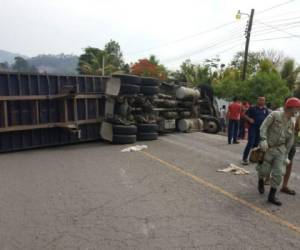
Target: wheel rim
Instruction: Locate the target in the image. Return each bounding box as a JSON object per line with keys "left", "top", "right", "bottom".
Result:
{"left": 207, "top": 121, "right": 218, "bottom": 133}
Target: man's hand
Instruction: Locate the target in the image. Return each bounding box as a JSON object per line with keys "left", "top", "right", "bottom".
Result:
{"left": 244, "top": 114, "right": 254, "bottom": 124}
{"left": 260, "top": 140, "right": 268, "bottom": 152}
{"left": 285, "top": 158, "right": 291, "bottom": 165}
{"left": 248, "top": 118, "right": 255, "bottom": 124}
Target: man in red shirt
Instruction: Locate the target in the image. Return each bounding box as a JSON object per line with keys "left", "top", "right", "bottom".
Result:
{"left": 227, "top": 97, "right": 241, "bottom": 144}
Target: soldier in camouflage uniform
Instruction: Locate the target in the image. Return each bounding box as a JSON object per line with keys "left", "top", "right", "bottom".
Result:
{"left": 256, "top": 97, "right": 300, "bottom": 206}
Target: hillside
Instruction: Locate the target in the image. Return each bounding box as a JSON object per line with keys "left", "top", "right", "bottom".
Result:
{"left": 28, "top": 54, "right": 79, "bottom": 74}
{"left": 0, "top": 50, "right": 27, "bottom": 64}
{"left": 0, "top": 50, "right": 79, "bottom": 74}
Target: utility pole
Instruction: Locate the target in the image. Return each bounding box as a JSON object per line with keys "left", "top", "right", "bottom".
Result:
{"left": 242, "top": 9, "right": 255, "bottom": 80}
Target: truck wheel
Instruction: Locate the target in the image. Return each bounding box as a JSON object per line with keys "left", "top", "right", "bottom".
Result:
{"left": 137, "top": 123, "right": 158, "bottom": 133}
{"left": 119, "top": 84, "right": 140, "bottom": 95}
{"left": 112, "top": 74, "right": 141, "bottom": 85}
{"left": 113, "top": 134, "right": 137, "bottom": 144}
{"left": 113, "top": 124, "right": 137, "bottom": 135}
{"left": 204, "top": 118, "right": 220, "bottom": 134}
{"left": 141, "top": 77, "right": 160, "bottom": 86}
{"left": 140, "top": 86, "right": 159, "bottom": 95}
{"left": 137, "top": 132, "right": 158, "bottom": 141}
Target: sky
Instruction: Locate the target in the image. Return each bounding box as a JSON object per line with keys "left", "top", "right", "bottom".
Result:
{"left": 1, "top": 0, "right": 300, "bottom": 69}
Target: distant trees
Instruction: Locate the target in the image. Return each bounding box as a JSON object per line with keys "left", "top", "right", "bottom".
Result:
{"left": 0, "top": 62, "right": 10, "bottom": 71}
{"left": 1, "top": 41, "right": 299, "bottom": 109}
{"left": 28, "top": 54, "right": 78, "bottom": 74}
{"left": 166, "top": 49, "right": 297, "bottom": 107}
{"left": 12, "top": 57, "right": 37, "bottom": 73}
{"left": 169, "top": 58, "right": 221, "bottom": 86}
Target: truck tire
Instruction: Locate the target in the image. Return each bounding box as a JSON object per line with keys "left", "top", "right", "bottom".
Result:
{"left": 112, "top": 74, "right": 141, "bottom": 85}
{"left": 140, "top": 86, "right": 159, "bottom": 96}
{"left": 119, "top": 84, "right": 140, "bottom": 95}
{"left": 113, "top": 134, "right": 137, "bottom": 144}
{"left": 204, "top": 117, "right": 220, "bottom": 134}
{"left": 137, "top": 123, "right": 158, "bottom": 133}
{"left": 137, "top": 132, "right": 158, "bottom": 141}
{"left": 113, "top": 124, "right": 137, "bottom": 135}
{"left": 141, "top": 77, "right": 160, "bottom": 86}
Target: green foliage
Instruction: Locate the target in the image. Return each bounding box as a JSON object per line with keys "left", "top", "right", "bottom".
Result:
{"left": 280, "top": 59, "right": 300, "bottom": 90}
{"left": 12, "top": 57, "right": 37, "bottom": 73}
{"left": 78, "top": 40, "right": 125, "bottom": 75}
{"left": 214, "top": 61, "right": 291, "bottom": 107}
{"left": 230, "top": 50, "right": 285, "bottom": 78}
{"left": 244, "top": 71, "right": 290, "bottom": 107}
{"left": 231, "top": 51, "right": 262, "bottom": 77}
{"left": 173, "top": 59, "right": 220, "bottom": 86}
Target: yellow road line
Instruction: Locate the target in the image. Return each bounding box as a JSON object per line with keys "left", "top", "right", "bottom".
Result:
{"left": 141, "top": 150, "right": 300, "bottom": 235}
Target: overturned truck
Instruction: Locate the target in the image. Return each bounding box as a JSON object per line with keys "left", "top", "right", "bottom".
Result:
{"left": 0, "top": 72, "right": 220, "bottom": 152}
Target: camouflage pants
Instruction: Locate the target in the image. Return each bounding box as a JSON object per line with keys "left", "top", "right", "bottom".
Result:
{"left": 256, "top": 148, "right": 285, "bottom": 188}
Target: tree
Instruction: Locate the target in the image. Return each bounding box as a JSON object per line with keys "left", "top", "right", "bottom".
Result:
{"left": 78, "top": 40, "right": 126, "bottom": 75}
{"left": 28, "top": 54, "right": 78, "bottom": 74}
{"left": 104, "top": 40, "right": 125, "bottom": 70}
{"left": 131, "top": 59, "right": 166, "bottom": 79}
{"left": 78, "top": 47, "right": 105, "bottom": 75}
{"left": 131, "top": 55, "right": 168, "bottom": 80}
{"left": 230, "top": 50, "right": 286, "bottom": 79}
{"left": 261, "top": 49, "right": 284, "bottom": 68}
{"left": 280, "top": 58, "right": 300, "bottom": 91}
{"left": 214, "top": 60, "right": 291, "bottom": 107}
{"left": 12, "top": 57, "right": 37, "bottom": 72}
{"left": 172, "top": 59, "right": 221, "bottom": 86}
{"left": 0, "top": 62, "right": 10, "bottom": 71}
{"left": 231, "top": 51, "right": 262, "bottom": 77}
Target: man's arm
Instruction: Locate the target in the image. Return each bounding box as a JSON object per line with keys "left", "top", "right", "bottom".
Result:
{"left": 260, "top": 112, "right": 275, "bottom": 141}
{"left": 243, "top": 107, "right": 254, "bottom": 124}
{"left": 226, "top": 105, "right": 230, "bottom": 119}
{"left": 286, "top": 133, "right": 294, "bottom": 158}
{"left": 243, "top": 114, "right": 254, "bottom": 124}
{"left": 295, "top": 115, "right": 300, "bottom": 133}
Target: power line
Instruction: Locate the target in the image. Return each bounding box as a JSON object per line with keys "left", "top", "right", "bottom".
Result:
{"left": 252, "top": 22, "right": 300, "bottom": 36}
{"left": 255, "top": 19, "right": 300, "bottom": 38}
{"left": 127, "top": 21, "right": 239, "bottom": 56}
{"left": 256, "top": 9, "right": 300, "bottom": 20}
{"left": 253, "top": 35, "right": 298, "bottom": 41}
{"left": 255, "top": 16, "right": 300, "bottom": 24}
{"left": 256, "top": 0, "right": 296, "bottom": 15}
{"left": 167, "top": 41, "right": 245, "bottom": 68}
{"left": 253, "top": 20, "right": 300, "bottom": 30}
{"left": 161, "top": 34, "right": 245, "bottom": 64}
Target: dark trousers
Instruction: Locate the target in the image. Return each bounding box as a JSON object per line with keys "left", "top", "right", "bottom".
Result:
{"left": 238, "top": 119, "right": 245, "bottom": 139}
{"left": 228, "top": 120, "right": 239, "bottom": 143}
{"left": 243, "top": 126, "right": 260, "bottom": 160}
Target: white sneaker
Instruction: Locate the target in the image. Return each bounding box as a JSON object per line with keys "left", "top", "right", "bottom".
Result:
{"left": 241, "top": 160, "right": 249, "bottom": 165}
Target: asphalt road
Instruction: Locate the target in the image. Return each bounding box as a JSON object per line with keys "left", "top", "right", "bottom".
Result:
{"left": 0, "top": 132, "right": 300, "bottom": 250}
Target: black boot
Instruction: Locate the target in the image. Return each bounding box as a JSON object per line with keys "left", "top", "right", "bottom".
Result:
{"left": 258, "top": 178, "right": 265, "bottom": 194}
{"left": 268, "top": 187, "right": 282, "bottom": 206}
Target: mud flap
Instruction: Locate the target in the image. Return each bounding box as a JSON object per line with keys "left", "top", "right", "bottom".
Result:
{"left": 105, "top": 77, "right": 121, "bottom": 96}
{"left": 105, "top": 98, "right": 115, "bottom": 118}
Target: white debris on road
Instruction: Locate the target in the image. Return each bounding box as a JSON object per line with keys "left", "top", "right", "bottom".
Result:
{"left": 217, "top": 163, "right": 250, "bottom": 175}
{"left": 121, "top": 145, "right": 148, "bottom": 152}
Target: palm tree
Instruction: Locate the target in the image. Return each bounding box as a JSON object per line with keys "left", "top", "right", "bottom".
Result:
{"left": 280, "top": 59, "right": 300, "bottom": 91}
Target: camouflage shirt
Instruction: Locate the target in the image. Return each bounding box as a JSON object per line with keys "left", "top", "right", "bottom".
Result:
{"left": 260, "top": 111, "right": 294, "bottom": 155}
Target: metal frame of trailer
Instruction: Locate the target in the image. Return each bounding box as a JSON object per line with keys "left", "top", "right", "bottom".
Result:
{"left": 0, "top": 72, "right": 120, "bottom": 152}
